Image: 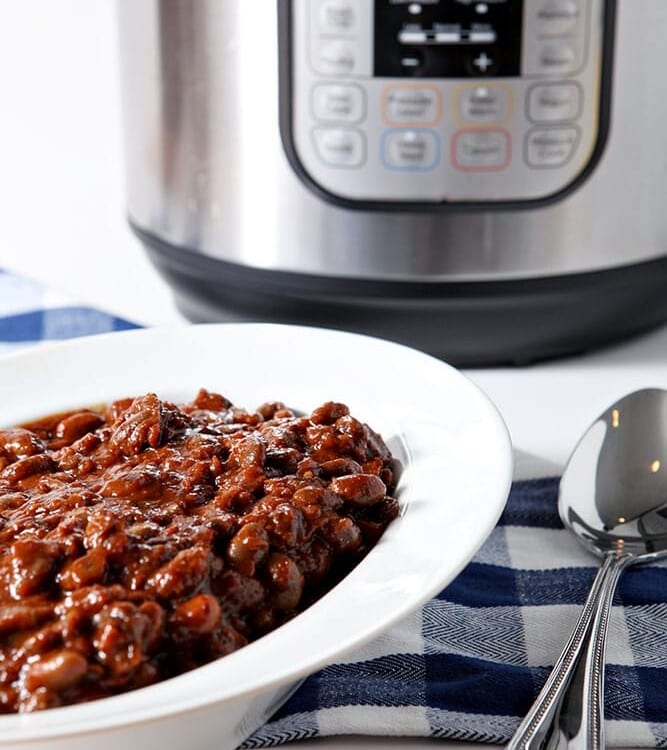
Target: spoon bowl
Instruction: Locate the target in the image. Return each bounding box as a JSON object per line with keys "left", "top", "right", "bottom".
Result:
{"left": 560, "top": 388, "right": 667, "bottom": 558}
{"left": 508, "top": 388, "right": 667, "bottom": 750}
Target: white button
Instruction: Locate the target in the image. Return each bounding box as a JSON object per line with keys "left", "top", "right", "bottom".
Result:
{"left": 468, "top": 30, "right": 497, "bottom": 43}
{"left": 525, "top": 126, "right": 580, "bottom": 167}
{"left": 318, "top": 1, "right": 356, "bottom": 33}
{"left": 528, "top": 83, "right": 581, "bottom": 123}
{"left": 398, "top": 30, "right": 428, "bottom": 44}
{"left": 383, "top": 130, "right": 439, "bottom": 170}
{"left": 384, "top": 87, "right": 441, "bottom": 124}
{"left": 312, "top": 84, "right": 365, "bottom": 123}
{"left": 458, "top": 86, "right": 510, "bottom": 124}
{"left": 435, "top": 31, "right": 461, "bottom": 43}
{"left": 472, "top": 51, "right": 495, "bottom": 72}
{"left": 537, "top": 0, "right": 581, "bottom": 36}
{"left": 313, "top": 128, "right": 365, "bottom": 167}
{"left": 454, "top": 130, "right": 509, "bottom": 170}
{"left": 315, "top": 40, "right": 356, "bottom": 75}
{"left": 540, "top": 41, "right": 577, "bottom": 70}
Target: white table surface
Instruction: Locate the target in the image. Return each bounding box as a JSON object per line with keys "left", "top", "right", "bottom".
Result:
{"left": 1, "top": 3, "right": 665, "bottom": 748}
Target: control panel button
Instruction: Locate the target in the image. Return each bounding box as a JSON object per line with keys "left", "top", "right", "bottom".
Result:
{"left": 537, "top": 0, "right": 581, "bottom": 36}
{"left": 525, "top": 126, "right": 580, "bottom": 167}
{"left": 314, "top": 40, "right": 357, "bottom": 75}
{"left": 453, "top": 129, "right": 511, "bottom": 171}
{"left": 398, "top": 48, "right": 425, "bottom": 74}
{"left": 318, "top": 1, "right": 356, "bottom": 34}
{"left": 383, "top": 130, "right": 439, "bottom": 170}
{"left": 466, "top": 50, "right": 499, "bottom": 76}
{"left": 457, "top": 84, "right": 511, "bottom": 124}
{"left": 540, "top": 41, "right": 577, "bottom": 69}
{"left": 522, "top": 1, "right": 587, "bottom": 77}
{"left": 312, "top": 127, "right": 365, "bottom": 167}
{"left": 398, "top": 29, "right": 428, "bottom": 44}
{"left": 528, "top": 83, "right": 582, "bottom": 123}
{"left": 312, "top": 84, "right": 365, "bottom": 123}
{"left": 383, "top": 86, "right": 442, "bottom": 125}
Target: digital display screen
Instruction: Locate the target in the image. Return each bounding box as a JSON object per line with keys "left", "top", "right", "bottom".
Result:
{"left": 374, "top": 0, "right": 524, "bottom": 77}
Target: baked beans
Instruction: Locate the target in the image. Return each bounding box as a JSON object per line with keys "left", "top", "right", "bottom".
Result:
{"left": 0, "top": 390, "right": 398, "bottom": 712}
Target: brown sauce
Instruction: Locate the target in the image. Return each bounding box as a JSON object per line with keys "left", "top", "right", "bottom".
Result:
{"left": 0, "top": 390, "right": 398, "bottom": 713}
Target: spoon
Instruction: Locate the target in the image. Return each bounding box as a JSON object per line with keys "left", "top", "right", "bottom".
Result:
{"left": 508, "top": 388, "right": 667, "bottom": 750}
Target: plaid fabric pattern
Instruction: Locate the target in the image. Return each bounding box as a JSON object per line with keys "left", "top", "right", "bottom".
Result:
{"left": 0, "top": 268, "right": 137, "bottom": 355}
{"left": 245, "top": 478, "right": 667, "bottom": 748}
{"left": 1, "top": 268, "right": 665, "bottom": 748}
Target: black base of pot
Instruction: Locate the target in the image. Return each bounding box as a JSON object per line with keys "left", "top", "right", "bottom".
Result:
{"left": 133, "top": 223, "right": 667, "bottom": 367}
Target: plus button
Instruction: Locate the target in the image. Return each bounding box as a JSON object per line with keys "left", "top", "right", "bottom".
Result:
{"left": 473, "top": 52, "right": 494, "bottom": 72}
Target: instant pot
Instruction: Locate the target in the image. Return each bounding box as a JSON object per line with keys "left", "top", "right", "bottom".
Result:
{"left": 117, "top": 0, "right": 667, "bottom": 365}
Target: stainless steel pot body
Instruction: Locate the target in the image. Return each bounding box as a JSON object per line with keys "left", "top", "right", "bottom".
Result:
{"left": 118, "top": 0, "right": 667, "bottom": 283}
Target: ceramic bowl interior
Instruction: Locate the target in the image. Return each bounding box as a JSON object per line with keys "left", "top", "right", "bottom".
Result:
{"left": 0, "top": 324, "right": 512, "bottom": 749}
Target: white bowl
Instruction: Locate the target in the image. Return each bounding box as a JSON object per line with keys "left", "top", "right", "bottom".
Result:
{"left": 0, "top": 324, "right": 512, "bottom": 750}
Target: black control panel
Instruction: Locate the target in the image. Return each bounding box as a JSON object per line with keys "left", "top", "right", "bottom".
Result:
{"left": 374, "top": 0, "right": 524, "bottom": 78}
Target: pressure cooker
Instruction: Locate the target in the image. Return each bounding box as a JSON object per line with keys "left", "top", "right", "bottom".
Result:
{"left": 117, "top": 0, "right": 667, "bottom": 365}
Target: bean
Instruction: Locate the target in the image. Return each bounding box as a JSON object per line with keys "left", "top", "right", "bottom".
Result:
{"left": 17, "top": 622, "right": 62, "bottom": 656}
{"left": 292, "top": 486, "right": 342, "bottom": 511}
{"left": 266, "top": 553, "right": 304, "bottom": 611}
{"left": 214, "top": 569, "right": 265, "bottom": 611}
{"left": 171, "top": 593, "right": 220, "bottom": 634}
{"left": 100, "top": 463, "right": 161, "bottom": 501}
{"left": 0, "top": 428, "right": 45, "bottom": 459}
{"left": 330, "top": 473, "right": 386, "bottom": 506}
{"left": 105, "top": 397, "right": 134, "bottom": 425}
{"left": 146, "top": 547, "right": 209, "bottom": 599}
{"left": 324, "top": 517, "right": 362, "bottom": 553}
{"left": 227, "top": 523, "right": 269, "bottom": 576}
{"left": 137, "top": 601, "right": 165, "bottom": 652}
{"left": 9, "top": 538, "right": 59, "bottom": 598}
{"left": 265, "top": 503, "right": 305, "bottom": 548}
{"left": 207, "top": 622, "right": 247, "bottom": 657}
{"left": 59, "top": 548, "right": 107, "bottom": 590}
{"left": 295, "top": 537, "right": 333, "bottom": 585}
{"left": 1, "top": 455, "right": 55, "bottom": 485}
{"left": 265, "top": 447, "right": 300, "bottom": 474}
{"left": 92, "top": 602, "right": 146, "bottom": 676}
{"left": 0, "top": 601, "right": 54, "bottom": 635}
{"left": 256, "top": 401, "right": 289, "bottom": 420}
{"left": 72, "top": 431, "right": 102, "bottom": 455}
{"left": 310, "top": 402, "right": 349, "bottom": 425}
{"left": 296, "top": 457, "right": 320, "bottom": 478}
{"left": 54, "top": 412, "right": 104, "bottom": 446}
{"left": 319, "top": 457, "right": 363, "bottom": 478}
{"left": 229, "top": 434, "right": 265, "bottom": 469}
{"left": 84, "top": 511, "right": 128, "bottom": 561}
{"left": 23, "top": 649, "right": 88, "bottom": 692}
{"left": 366, "top": 425, "right": 392, "bottom": 459}
{"left": 192, "top": 389, "right": 232, "bottom": 411}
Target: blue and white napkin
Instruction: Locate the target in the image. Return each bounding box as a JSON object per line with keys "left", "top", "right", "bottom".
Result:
{"left": 244, "top": 477, "right": 667, "bottom": 748}
{"left": 1, "top": 268, "right": 666, "bottom": 748}
{"left": 0, "top": 268, "right": 137, "bottom": 357}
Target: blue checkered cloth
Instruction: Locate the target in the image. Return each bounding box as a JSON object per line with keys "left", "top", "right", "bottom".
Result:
{"left": 0, "top": 268, "right": 137, "bottom": 355}
{"left": 1, "top": 269, "right": 666, "bottom": 747}
{"left": 243, "top": 476, "right": 667, "bottom": 748}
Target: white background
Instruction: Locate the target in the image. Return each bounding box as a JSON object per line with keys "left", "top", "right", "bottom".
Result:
{"left": 1, "top": 0, "right": 666, "bottom": 470}
{"left": 0, "top": 1, "right": 181, "bottom": 326}
{"left": 0, "top": 3, "right": 666, "bottom": 748}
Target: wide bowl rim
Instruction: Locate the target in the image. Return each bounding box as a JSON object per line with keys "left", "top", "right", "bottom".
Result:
{"left": 0, "top": 323, "right": 513, "bottom": 742}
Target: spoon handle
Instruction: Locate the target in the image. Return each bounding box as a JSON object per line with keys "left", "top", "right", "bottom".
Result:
{"left": 507, "top": 553, "right": 630, "bottom": 750}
